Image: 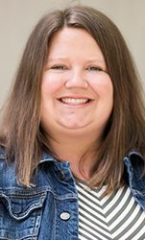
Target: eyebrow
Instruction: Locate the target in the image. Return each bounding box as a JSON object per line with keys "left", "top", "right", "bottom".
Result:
{"left": 47, "top": 57, "right": 68, "bottom": 62}
{"left": 47, "top": 57, "right": 105, "bottom": 64}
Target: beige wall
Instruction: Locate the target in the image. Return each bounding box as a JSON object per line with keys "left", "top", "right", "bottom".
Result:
{"left": 0, "top": 0, "right": 145, "bottom": 106}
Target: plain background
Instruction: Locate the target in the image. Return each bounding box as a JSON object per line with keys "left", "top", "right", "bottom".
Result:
{"left": 0, "top": 0, "right": 145, "bottom": 107}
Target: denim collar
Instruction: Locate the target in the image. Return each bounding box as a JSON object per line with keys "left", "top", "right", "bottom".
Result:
{"left": 40, "top": 149, "right": 144, "bottom": 163}
{"left": 39, "top": 152, "right": 55, "bottom": 164}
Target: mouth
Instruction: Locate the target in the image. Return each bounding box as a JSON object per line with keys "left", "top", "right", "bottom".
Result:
{"left": 58, "top": 97, "right": 93, "bottom": 105}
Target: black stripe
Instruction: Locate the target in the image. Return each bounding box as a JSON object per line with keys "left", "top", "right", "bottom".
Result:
{"left": 79, "top": 215, "right": 112, "bottom": 240}
{"left": 79, "top": 211, "right": 109, "bottom": 235}
{"left": 109, "top": 200, "right": 137, "bottom": 233}
{"left": 76, "top": 182, "right": 145, "bottom": 239}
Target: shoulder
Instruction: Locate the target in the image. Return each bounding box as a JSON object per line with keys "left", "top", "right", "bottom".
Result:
{"left": 0, "top": 145, "right": 6, "bottom": 159}
{"left": 0, "top": 145, "right": 8, "bottom": 171}
{"left": 124, "top": 150, "right": 144, "bottom": 170}
{"left": 0, "top": 145, "right": 17, "bottom": 188}
{"left": 124, "top": 150, "right": 145, "bottom": 190}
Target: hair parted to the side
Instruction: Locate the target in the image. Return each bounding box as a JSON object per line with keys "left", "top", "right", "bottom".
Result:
{"left": 0, "top": 5, "right": 145, "bottom": 193}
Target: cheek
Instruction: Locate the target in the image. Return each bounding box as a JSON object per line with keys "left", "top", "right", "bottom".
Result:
{"left": 41, "top": 73, "right": 63, "bottom": 95}
{"left": 90, "top": 75, "right": 113, "bottom": 98}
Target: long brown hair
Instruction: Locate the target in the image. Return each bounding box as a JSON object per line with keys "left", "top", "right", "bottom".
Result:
{"left": 0, "top": 5, "right": 145, "bottom": 192}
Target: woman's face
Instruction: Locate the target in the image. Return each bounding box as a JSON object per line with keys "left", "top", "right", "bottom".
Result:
{"left": 40, "top": 27, "right": 113, "bottom": 140}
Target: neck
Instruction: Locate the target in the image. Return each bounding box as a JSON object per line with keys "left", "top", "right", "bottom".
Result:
{"left": 49, "top": 134, "right": 99, "bottom": 181}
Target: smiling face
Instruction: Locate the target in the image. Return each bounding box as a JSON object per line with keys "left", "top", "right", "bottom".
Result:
{"left": 40, "top": 27, "right": 113, "bottom": 141}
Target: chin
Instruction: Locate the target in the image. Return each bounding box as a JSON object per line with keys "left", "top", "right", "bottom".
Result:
{"left": 58, "top": 124, "right": 92, "bottom": 133}
{"left": 59, "top": 121, "right": 90, "bottom": 129}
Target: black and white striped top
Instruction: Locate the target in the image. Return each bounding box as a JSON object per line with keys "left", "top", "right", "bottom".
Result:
{"left": 76, "top": 181, "right": 145, "bottom": 240}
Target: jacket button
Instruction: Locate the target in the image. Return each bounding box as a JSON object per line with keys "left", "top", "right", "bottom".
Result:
{"left": 60, "top": 212, "right": 71, "bottom": 221}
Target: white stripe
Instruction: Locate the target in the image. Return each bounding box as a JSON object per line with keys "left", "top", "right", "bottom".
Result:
{"left": 103, "top": 187, "right": 130, "bottom": 216}
{"left": 108, "top": 195, "right": 136, "bottom": 229}
{"left": 106, "top": 192, "right": 134, "bottom": 224}
{"left": 78, "top": 182, "right": 107, "bottom": 198}
{"left": 79, "top": 221, "right": 110, "bottom": 240}
{"left": 78, "top": 192, "right": 107, "bottom": 218}
{"left": 76, "top": 184, "right": 106, "bottom": 207}
{"left": 78, "top": 200, "right": 107, "bottom": 225}
{"left": 79, "top": 210, "right": 110, "bottom": 234}
{"left": 112, "top": 204, "right": 142, "bottom": 238}
{"left": 117, "top": 212, "right": 145, "bottom": 240}
{"left": 132, "top": 215, "right": 145, "bottom": 240}
{"left": 76, "top": 181, "right": 145, "bottom": 239}
{"left": 78, "top": 235, "right": 88, "bottom": 240}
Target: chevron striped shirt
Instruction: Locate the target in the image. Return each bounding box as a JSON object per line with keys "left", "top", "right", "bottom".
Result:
{"left": 76, "top": 181, "right": 145, "bottom": 240}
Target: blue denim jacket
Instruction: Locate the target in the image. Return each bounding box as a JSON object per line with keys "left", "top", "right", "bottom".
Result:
{"left": 0, "top": 147, "right": 145, "bottom": 240}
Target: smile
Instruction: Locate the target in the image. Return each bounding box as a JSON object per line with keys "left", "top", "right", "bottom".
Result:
{"left": 59, "top": 97, "right": 92, "bottom": 105}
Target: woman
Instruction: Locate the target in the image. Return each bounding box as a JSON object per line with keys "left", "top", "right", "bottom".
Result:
{"left": 0, "top": 5, "right": 145, "bottom": 240}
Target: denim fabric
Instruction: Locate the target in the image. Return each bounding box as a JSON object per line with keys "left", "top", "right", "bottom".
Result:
{"left": 0, "top": 147, "right": 145, "bottom": 240}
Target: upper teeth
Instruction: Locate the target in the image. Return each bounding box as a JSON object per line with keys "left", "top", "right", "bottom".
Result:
{"left": 61, "top": 98, "right": 89, "bottom": 104}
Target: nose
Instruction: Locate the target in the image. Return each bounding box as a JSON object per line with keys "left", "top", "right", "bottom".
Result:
{"left": 65, "top": 69, "right": 88, "bottom": 89}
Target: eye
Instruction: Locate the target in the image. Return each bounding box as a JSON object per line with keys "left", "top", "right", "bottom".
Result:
{"left": 50, "top": 65, "right": 67, "bottom": 70}
{"left": 87, "top": 66, "right": 103, "bottom": 72}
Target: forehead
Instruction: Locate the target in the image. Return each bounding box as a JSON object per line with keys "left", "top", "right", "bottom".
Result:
{"left": 47, "top": 27, "right": 105, "bottom": 62}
